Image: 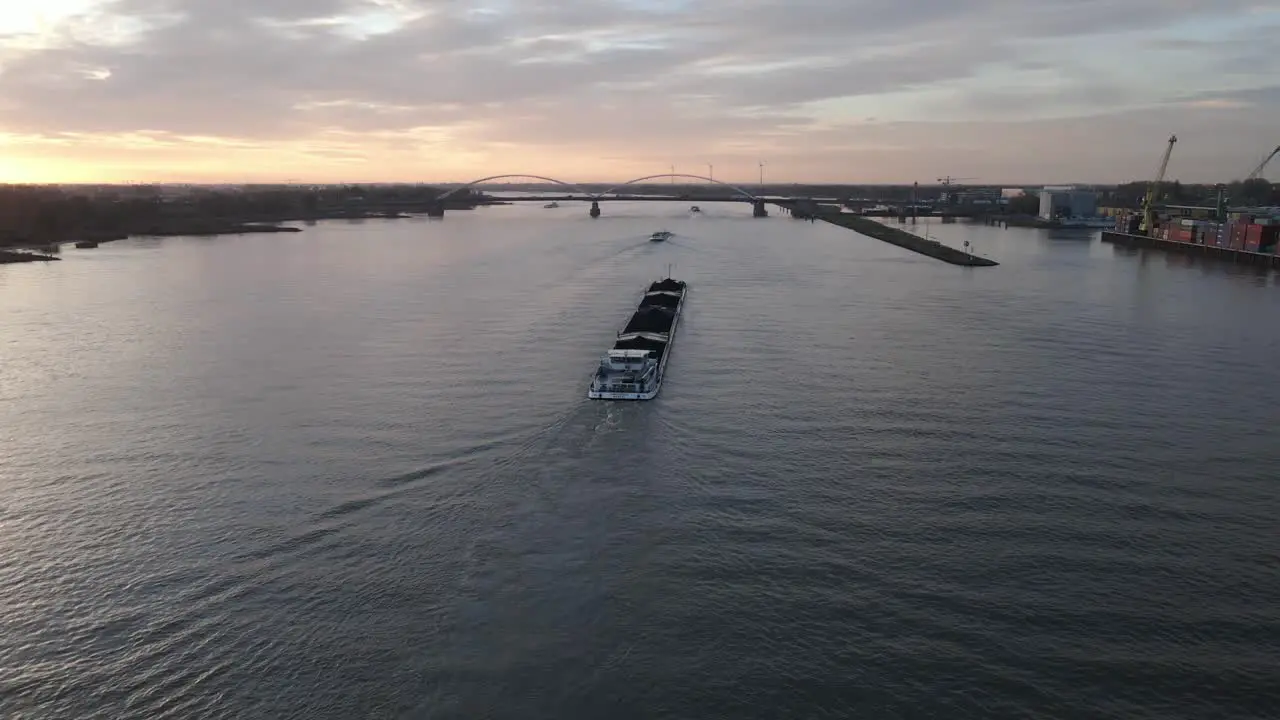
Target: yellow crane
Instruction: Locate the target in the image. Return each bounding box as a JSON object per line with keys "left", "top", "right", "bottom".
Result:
{"left": 1140, "top": 135, "right": 1177, "bottom": 235}
{"left": 1245, "top": 145, "right": 1279, "bottom": 181}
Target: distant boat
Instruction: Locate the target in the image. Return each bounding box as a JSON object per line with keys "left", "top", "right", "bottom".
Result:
{"left": 544, "top": 201, "right": 559, "bottom": 209}
{"left": 690, "top": 206, "right": 701, "bottom": 213}
{"left": 649, "top": 230, "right": 673, "bottom": 242}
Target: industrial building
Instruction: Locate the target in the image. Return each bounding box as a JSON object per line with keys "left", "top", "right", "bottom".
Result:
{"left": 1038, "top": 186, "right": 1099, "bottom": 221}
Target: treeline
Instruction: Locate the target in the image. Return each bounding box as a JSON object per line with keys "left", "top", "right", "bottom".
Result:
{"left": 988, "top": 179, "right": 1276, "bottom": 216}
{"left": 0, "top": 184, "right": 480, "bottom": 247}
{"left": 1099, "top": 179, "right": 1277, "bottom": 209}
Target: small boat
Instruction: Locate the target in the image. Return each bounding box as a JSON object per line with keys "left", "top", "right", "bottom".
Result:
{"left": 544, "top": 201, "right": 559, "bottom": 209}
{"left": 690, "top": 206, "right": 700, "bottom": 213}
{"left": 588, "top": 276, "right": 687, "bottom": 401}
{"left": 649, "top": 230, "right": 673, "bottom": 242}
{"left": 74, "top": 240, "right": 100, "bottom": 249}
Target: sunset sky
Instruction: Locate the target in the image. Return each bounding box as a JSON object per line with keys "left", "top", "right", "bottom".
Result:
{"left": 1, "top": 0, "right": 1278, "bottom": 185}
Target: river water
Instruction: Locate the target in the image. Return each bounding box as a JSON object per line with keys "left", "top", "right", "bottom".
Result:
{"left": 2, "top": 201, "right": 1278, "bottom": 719}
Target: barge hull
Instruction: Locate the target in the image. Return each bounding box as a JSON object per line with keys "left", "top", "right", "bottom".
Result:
{"left": 1102, "top": 231, "right": 1280, "bottom": 268}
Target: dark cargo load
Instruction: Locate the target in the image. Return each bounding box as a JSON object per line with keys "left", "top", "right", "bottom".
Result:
{"left": 640, "top": 292, "right": 680, "bottom": 309}
{"left": 623, "top": 306, "right": 675, "bottom": 333}
{"left": 649, "top": 278, "right": 685, "bottom": 293}
{"left": 613, "top": 335, "right": 668, "bottom": 363}
{"left": 613, "top": 335, "right": 666, "bottom": 351}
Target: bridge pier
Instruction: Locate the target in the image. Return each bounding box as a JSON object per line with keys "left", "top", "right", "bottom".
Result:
{"left": 589, "top": 201, "right": 601, "bottom": 218}
{"left": 752, "top": 200, "right": 769, "bottom": 218}
{"left": 425, "top": 202, "right": 444, "bottom": 218}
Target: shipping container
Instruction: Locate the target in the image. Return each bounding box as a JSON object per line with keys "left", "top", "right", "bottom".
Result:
{"left": 1245, "top": 240, "right": 1261, "bottom": 253}
{"left": 1261, "top": 227, "right": 1280, "bottom": 253}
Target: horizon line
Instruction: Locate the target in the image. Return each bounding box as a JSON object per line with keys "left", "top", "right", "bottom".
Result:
{"left": 0, "top": 179, "right": 1254, "bottom": 188}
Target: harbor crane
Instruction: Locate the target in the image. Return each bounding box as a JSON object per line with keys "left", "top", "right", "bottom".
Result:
{"left": 1140, "top": 135, "right": 1177, "bottom": 234}
{"left": 1245, "top": 145, "right": 1279, "bottom": 181}
{"left": 937, "top": 176, "right": 977, "bottom": 204}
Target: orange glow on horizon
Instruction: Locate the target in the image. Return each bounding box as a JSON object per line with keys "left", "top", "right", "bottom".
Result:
{"left": 0, "top": 133, "right": 776, "bottom": 185}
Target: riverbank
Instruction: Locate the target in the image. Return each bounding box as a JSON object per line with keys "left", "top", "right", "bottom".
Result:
{"left": 821, "top": 213, "right": 998, "bottom": 266}
{"left": 1, "top": 249, "right": 60, "bottom": 264}
{"left": 0, "top": 207, "right": 442, "bottom": 252}
{"left": 140, "top": 222, "right": 303, "bottom": 238}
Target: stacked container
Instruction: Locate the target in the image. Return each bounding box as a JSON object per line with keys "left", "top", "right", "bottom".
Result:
{"left": 1244, "top": 225, "right": 1262, "bottom": 253}
{"left": 1228, "top": 223, "right": 1248, "bottom": 249}
{"left": 1243, "top": 224, "right": 1280, "bottom": 254}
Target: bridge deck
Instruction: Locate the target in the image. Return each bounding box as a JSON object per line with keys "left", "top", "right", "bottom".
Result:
{"left": 489, "top": 195, "right": 753, "bottom": 203}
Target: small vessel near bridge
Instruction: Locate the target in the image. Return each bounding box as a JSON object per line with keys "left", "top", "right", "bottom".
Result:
{"left": 588, "top": 276, "right": 687, "bottom": 401}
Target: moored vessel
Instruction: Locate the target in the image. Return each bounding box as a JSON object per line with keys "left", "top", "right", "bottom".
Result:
{"left": 588, "top": 276, "right": 687, "bottom": 400}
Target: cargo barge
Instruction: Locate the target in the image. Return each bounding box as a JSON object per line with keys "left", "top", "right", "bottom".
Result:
{"left": 1103, "top": 211, "right": 1280, "bottom": 268}
{"left": 587, "top": 277, "right": 686, "bottom": 400}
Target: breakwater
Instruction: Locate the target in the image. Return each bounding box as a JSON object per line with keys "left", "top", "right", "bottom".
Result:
{"left": 821, "top": 213, "right": 998, "bottom": 266}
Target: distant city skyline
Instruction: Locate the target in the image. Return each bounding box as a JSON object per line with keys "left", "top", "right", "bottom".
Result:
{"left": 1, "top": 1, "right": 1278, "bottom": 184}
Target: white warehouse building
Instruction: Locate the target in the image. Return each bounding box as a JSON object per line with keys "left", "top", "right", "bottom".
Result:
{"left": 1038, "top": 186, "right": 1098, "bottom": 220}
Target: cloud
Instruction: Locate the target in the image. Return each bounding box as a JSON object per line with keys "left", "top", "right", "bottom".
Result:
{"left": 0, "top": 0, "right": 1278, "bottom": 183}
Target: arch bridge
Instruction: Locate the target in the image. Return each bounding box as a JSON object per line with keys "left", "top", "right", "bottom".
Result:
{"left": 427, "top": 173, "right": 770, "bottom": 217}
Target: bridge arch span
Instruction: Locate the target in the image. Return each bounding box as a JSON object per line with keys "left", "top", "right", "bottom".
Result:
{"left": 437, "top": 174, "right": 595, "bottom": 200}
{"left": 595, "top": 174, "right": 759, "bottom": 201}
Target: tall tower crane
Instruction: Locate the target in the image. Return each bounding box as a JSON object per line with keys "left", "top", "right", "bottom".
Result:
{"left": 1140, "top": 135, "right": 1177, "bottom": 234}
{"left": 937, "top": 176, "right": 976, "bottom": 204}
{"left": 1245, "top": 145, "right": 1279, "bottom": 181}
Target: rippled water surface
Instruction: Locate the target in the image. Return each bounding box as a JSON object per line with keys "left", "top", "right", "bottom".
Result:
{"left": 3, "top": 202, "right": 1279, "bottom": 719}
